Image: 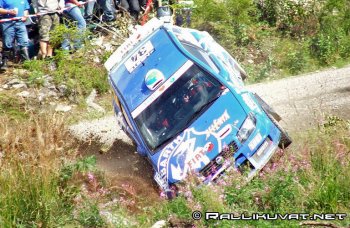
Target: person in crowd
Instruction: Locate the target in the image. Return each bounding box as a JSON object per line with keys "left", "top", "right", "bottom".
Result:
{"left": 175, "top": 0, "right": 193, "bottom": 27}
{"left": 119, "top": 0, "right": 141, "bottom": 20}
{"left": 0, "top": 0, "right": 30, "bottom": 70}
{"left": 33, "top": 0, "right": 64, "bottom": 59}
{"left": 85, "top": 0, "right": 116, "bottom": 23}
{"left": 61, "top": 0, "right": 86, "bottom": 50}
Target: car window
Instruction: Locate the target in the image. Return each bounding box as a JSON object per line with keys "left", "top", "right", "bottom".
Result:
{"left": 181, "top": 42, "right": 220, "bottom": 74}
{"left": 121, "top": 105, "right": 134, "bottom": 131}
{"left": 134, "top": 64, "right": 224, "bottom": 153}
{"left": 114, "top": 93, "right": 134, "bottom": 131}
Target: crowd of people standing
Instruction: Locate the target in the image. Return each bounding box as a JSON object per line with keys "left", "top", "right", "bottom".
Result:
{"left": 0, "top": 0, "right": 192, "bottom": 71}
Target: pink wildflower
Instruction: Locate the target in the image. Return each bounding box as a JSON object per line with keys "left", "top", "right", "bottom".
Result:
{"left": 87, "top": 173, "right": 95, "bottom": 182}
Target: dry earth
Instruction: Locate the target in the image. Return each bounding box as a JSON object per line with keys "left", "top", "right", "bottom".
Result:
{"left": 69, "top": 65, "right": 350, "bottom": 197}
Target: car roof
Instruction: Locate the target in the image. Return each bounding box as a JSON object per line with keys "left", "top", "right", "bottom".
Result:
{"left": 109, "top": 28, "right": 190, "bottom": 112}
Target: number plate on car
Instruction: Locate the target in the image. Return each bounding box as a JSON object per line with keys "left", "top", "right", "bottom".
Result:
{"left": 125, "top": 41, "right": 154, "bottom": 73}
{"left": 154, "top": 172, "right": 168, "bottom": 190}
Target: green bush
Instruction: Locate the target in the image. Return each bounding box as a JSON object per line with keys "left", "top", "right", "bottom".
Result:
{"left": 284, "top": 49, "right": 307, "bottom": 74}
{"left": 78, "top": 202, "right": 105, "bottom": 227}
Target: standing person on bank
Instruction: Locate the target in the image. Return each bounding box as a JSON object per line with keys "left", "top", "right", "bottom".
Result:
{"left": 0, "top": 0, "right": 30, "bottom": 70}
{"left": 62, "top": 0, "right": 86, "bottom": 50}
{"left": 33, "top": 0, "right": 64, "bottom": 59}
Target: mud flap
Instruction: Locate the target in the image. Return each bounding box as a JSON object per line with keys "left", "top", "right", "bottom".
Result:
{"left": 253, "top": 93, "right": 282, "bottom": 122}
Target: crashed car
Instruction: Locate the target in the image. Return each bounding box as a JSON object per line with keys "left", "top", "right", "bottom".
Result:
{"left": 105, "top": 18, "right": 292, "bottom": 198}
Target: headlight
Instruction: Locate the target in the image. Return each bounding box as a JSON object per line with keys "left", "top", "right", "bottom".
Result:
{"left": 237, "top": 113, "right": 256, "bottom": 143}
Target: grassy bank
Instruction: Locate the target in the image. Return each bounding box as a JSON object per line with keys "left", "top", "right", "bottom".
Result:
{"left": 131, "top": 116, "right": 350, "bottom": 227}
{"left": 0, "top": 114, "right": 105, "bottom": 227}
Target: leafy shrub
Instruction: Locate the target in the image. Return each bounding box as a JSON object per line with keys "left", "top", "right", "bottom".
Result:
{"left": 255, "top": 0, "right": 320, "bottom": 37}
{"left": 23, "top": 23, "right": 109, "bottom": 98}
{"left": 309, "top": 33, "right": 334, "bottom": 64}
{"left": 78, "top": 202, "right": 105, "bottom": 227}
{"left": 284, "top": 49, "right": 307, "bottom": 74}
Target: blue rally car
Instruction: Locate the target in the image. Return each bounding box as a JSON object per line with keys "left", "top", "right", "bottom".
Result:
{"left": 105, "top": 18, "right": 292, "bottom": 198}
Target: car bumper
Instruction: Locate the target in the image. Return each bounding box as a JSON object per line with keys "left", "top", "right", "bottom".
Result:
{"left": 204, "top": 122, "right": 281, "bottom": 183}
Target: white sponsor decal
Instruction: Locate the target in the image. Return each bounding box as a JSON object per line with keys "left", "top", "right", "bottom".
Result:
{"left": 157, "top": 110, "right": 232, "bottom": 181}
{"left": 242, "top": 93, "right": 259, "bottom": 111}
{"left": 206, "top": 110, "right": 230, "bottom": 139}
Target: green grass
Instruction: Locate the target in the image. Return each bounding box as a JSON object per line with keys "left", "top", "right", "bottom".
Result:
{"left": 0, "top": 94, "right": 28, "bottom": 120}
{"left": 0, "top": 114, "right": 105, "bottom": 227}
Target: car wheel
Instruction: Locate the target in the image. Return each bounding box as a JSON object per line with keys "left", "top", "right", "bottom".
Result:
{"left": 165, "top": 185, "right": 178, "bottom": 200}
{"left": 268, "top": 113, "right": 292, "bottom": 149}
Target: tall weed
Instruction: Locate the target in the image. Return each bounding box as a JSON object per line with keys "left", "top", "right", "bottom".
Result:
{"left": 0, "top": 115, "right": 76, "bottom": 226}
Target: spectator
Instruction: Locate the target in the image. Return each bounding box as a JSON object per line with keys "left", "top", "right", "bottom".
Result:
{"left": 0, "top": 0, "right": 30, "bottom": 70}
{"left": 85, "top": 0, "right": 116, "bottom": 22}
{"left": 33, "top": 0, "right": 64, "bottom": 59}
{"left": 120, "top": 0, "right": 140, "bottom": 20}
{"left": 62, "top": 0, "right": 86, "bottom": 50}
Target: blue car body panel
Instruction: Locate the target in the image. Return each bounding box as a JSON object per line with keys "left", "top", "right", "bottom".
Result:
{"left": 110, "top": 29, "right": 189, "bottom": 112}
{"left": 106, "top": 19, "right": 283, "bottom": 191}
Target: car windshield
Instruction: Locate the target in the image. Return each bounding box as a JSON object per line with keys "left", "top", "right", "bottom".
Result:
{"left": 134, "top": 64, "right": 224, "bottom": 153}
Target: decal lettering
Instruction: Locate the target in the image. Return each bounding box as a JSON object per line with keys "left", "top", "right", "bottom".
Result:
{"left": 157, "top": 110, "right": 234, "bottom": 182}
{"left": 207, "top": 110, "right": 230, "bottom": 137}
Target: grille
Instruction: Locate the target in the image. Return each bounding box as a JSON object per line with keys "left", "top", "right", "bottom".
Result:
{"left": 200, "top": 141, "right": 238, "bottom": 178}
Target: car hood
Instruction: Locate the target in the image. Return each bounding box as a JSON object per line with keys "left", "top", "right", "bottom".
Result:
{"left": 153, "top": 89, "right": 247, "bottom": 184}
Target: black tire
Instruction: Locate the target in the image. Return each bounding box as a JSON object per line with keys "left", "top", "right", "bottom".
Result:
{"left": 268, "top": 112, "right": 292, "bottom": 149}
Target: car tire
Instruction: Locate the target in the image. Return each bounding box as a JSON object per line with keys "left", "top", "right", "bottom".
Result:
{"left": 268, "top": 113, "right": 292, "bottom": 149}
{"left": 254, "top": 93, "right": 292, "bottom": 149}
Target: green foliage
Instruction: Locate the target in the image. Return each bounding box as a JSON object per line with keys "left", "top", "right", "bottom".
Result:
{"left": 193, "top": 0, "right": 230, "bottom": 24}
{"left": 153, "top": 197, "right": 192, "bottom": 221}
{"left": 23, "top": 24, "right": 109, "bottom": 98}
{"left": 193, "top": 0, "right": 255, "bottom": 46}
{"left": 191, "top": 0, "right": 350, "bottom": 81}
{"left": 255, "top": 0, "right": 278, "bottom": 26}
{"left": 60, "top": 155, "right": 97, "bottom": 183}
{"left": 0, "top": 94, "right": 27, "bottom": 120}
{"left": 52, "top": 48, "right": 109, "bottom": 96}
{"left": 0, "top": 163, "right": 73, "bottom": 227}
{"left": 78, "top": 202, "right": 105, "bottom": 227}
{"left": 49, "top": 21, "right": 89, "bottom": 49}
{"left": 284, "top": 49, "right": 307, "bottom": 74}
{"left": 22, "top": 60, "right": 46, "bottom": 87}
